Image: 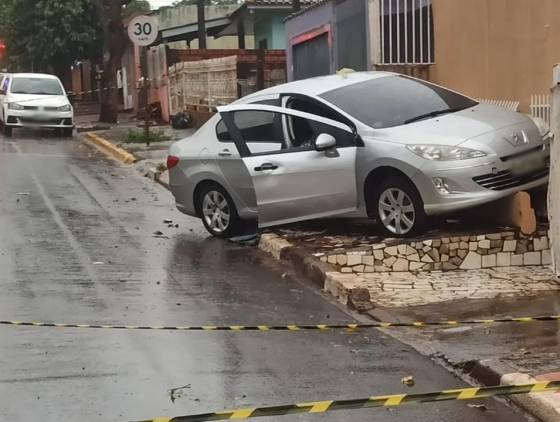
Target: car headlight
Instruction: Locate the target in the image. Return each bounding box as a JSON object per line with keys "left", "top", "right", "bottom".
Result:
{"left": 8, "top": 102, "right": 24, "bottom": 110}
{"left": 528, "top": 116, "right": 549, "bottom": 137}
{"left": 406, "top": 145, "right": 487, "bottom": 161}
{"left": 58, "top": 104, "right": 72, "bottom": 112}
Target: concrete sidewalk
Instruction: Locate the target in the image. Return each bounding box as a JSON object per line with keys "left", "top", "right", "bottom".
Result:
{"left": 258, "top": 222, "right": 560, "bottom": 422}
{"left": 76, "top": 112, "right": 192, "bottom": 186}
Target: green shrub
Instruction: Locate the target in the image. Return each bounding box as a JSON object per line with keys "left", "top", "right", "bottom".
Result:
{"left": 122, "top": 129, "right": 171, "bottom": 144}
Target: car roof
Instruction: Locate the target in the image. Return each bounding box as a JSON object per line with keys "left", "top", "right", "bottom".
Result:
{"left": 11, "top": 73, "right": 60, "bottom": 79}
{"left": 240, "top": 71, "right": 395, "bottom": 102}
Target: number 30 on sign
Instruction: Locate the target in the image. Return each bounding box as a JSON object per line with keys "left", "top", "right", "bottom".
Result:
{"left": 128, "top": 15, "right": 159, "bottom": 46}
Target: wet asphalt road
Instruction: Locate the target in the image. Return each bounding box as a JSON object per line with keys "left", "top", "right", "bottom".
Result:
{"left": 0, "top": 131, "right": 529, "bottom": 422}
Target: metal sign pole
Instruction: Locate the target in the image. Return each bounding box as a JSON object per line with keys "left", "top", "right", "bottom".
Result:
{"left": 127, "top": 14, "right": 159, "bottom": 148}
{"left": 141, "top": 46, "right": 150, "bottom": 147}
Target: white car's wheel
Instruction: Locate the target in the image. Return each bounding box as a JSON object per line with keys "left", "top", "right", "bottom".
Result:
{"left": 372, "top": 177, "right": 426, "bottom": 237}
{"left": 197, "top": 184, "right": 241, "bottom": 238}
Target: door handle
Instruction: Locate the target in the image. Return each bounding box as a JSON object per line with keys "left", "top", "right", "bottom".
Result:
{"left": 218, "top": 149, "right": 232, "bottom": 157}
{"left": 254, "top": 163, "right": 278, "bottom": 171}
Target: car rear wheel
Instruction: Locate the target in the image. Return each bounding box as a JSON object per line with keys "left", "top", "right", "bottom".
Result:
{"left": 371, "top": 176, "right": 426, "bottom": 237}
{"left": 62, "top": 128, "right": 73, "bottom": 138}
{"left": 197, "top": 184, "right": 241, "bottom": 238}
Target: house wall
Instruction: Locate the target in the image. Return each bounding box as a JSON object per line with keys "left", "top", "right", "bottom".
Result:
{"left": 255, "top": 13, "right": 287, "bottom": 49}
{"left": 285, "top": 3, "right": 336, "bottom": 80}
{"left": 334, "top": 0, "right": 367, "bottom": 72}
{"left": 429, "top": 0, "right": 560, "bottom": 112}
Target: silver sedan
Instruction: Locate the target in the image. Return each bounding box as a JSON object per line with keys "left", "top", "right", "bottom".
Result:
{"left": 167, "top": 72, "right": 551, "bottom": 237}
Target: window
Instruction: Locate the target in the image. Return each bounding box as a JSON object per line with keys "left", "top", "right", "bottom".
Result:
{"left": 10, "top": 77, "right": 64, "bottom": 95}
{"left": 320, "top": 75, "right": 477, "bottom": 129}
{"left": 286, "top": 97, "right": 348, "bottom": 125}
{"left": 231, "top": 110, "right": 285, "bottom": 155}
{"left": 216, "top": 99, "right": 281, "bottom": 142}
{"left": 378, "top": 0, "right": 434, "bottom": 65}
{"left": 216, "top": 119, "right": 232, "bottom": 142}
{"left": 220, "top": 109, "right": 356, "bottom": 156}
{"left": 286, "top": 117, "right": 356, "bottom": 149}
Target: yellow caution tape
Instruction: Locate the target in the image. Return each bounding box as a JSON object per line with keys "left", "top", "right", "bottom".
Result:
{"left": 0, "top": 315, "right": 558, "bottom": 331}
{"left": 134, "top": 381, "right": 560, "bottom": 421}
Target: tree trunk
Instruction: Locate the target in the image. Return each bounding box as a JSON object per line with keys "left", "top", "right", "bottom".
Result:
{"left": 548, "top": 66, "right": 560, "bottom": 279}
{"left": 95, "top": 0, "right": 128, "bottom": 124}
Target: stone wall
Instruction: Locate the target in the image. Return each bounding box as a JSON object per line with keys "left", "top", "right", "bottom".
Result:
{"left": 318, "top": 229, "right": 550, "bottom": 273}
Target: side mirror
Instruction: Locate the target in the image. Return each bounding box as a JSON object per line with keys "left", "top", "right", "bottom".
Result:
{"left": 314, "top": 133, "right": 336, "bottom": 151}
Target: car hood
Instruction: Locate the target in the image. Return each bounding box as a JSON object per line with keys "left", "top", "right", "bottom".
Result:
{"left": 7, "top": 94, "right": 69, "bottom": 107}
{"left": 362, "top": 103, "right": 532, "bottom": 147}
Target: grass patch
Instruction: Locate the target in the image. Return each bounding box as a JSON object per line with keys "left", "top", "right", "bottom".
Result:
{"left": 122, "top": 129, "right": 172, "bottom": 144}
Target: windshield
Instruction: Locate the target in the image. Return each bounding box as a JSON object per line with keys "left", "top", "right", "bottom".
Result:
{"left": 320, "top": 76, "right": 478, "bottom": 129}
{"left": 10, "top": 77, "right": 64, "bottom": 95}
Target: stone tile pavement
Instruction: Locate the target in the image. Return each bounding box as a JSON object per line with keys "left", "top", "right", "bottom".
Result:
{"left": 325, "top": 265, "right": 559, "bottom": 308}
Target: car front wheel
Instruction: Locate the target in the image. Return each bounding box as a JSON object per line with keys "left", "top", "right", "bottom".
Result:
{"left": 371, "top": 176, "right": 426, "bottom": 237}
{"left": 197, "top": 184, "right": 241, "bottom": 238}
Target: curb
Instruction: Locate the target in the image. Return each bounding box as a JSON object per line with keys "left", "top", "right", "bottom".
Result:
{"left": 258, "top": 234, "right": 374, "bottom": 312}
{"left": 257, "top": 233, "right": 560, "bottom": 422}
{"left": 84, "top": 132, "right": 137, "bottom": 164}
{"left": 468, "top": 360, "right": 560, "bottom": 422}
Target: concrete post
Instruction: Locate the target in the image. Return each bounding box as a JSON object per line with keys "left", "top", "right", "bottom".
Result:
{"left": 548, "top": 64, "right": 560, "bottom": 278}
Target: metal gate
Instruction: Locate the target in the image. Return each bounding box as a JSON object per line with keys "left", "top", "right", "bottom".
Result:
{"left": 293, "top": 33, "right": 330, "bottom": 80}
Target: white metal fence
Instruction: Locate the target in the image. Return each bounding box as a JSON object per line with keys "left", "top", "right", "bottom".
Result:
{"left": 379, "top": 0, "right": 434, "bottom": 65}
{"left": 530, "top": 94, "right": 551, "bottom": 126}
{"left": 476, "top": 98, "right": 520, "bottom": 112}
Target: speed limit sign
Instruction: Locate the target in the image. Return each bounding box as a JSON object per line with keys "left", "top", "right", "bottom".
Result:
{"left": 128, "top": 15, "right": 159, "bottom": 46}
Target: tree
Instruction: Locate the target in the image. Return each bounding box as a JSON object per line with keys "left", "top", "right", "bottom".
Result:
{"left": 0, "top": 0, "right": 102, "bottom": 82}
{"left": 123, "top": 0, "right": 151, "bottom": 18}
{"left": 94, "top": 0, "right": 150, "bottom": 123}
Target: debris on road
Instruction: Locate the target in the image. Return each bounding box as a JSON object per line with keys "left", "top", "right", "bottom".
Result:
{"left": 169, "top": 384, "right": 191, "bottom": 403}
{"left": 401, "top": 376, "right": 415, "bottom": 387}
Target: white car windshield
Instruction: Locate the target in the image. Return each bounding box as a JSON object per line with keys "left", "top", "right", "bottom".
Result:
{"left": 10, "top": 77, "right": 64, "bottom": 95}
{"left": 320, "top": 75, "right": 478, "bottom": 129}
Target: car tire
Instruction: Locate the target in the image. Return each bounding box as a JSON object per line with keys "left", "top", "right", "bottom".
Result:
{"left": 62, "top": 128, "right": 73, "bottom": 138}
{"left": 197, "top": 183, "right": 241, "bottom": 238}
{"left": 371, "top": 176, "right": 427, "bottom": 237}
{"left": 3, "top": 125, "right": 12, "bottom": 137}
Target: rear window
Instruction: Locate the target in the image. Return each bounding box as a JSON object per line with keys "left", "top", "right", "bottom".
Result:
{"left": 320, "top": 76, "right": 478, "bottom": 129}
{"left": 10, "top": 77, "right": 64, "bottom": 95}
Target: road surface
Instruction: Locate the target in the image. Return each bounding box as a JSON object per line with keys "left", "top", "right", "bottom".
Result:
{"left": 0, "top": 130, "right": 529, "bottom": 422}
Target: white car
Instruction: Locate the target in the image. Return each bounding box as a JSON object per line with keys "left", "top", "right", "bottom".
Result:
{"left": 168, "top": 72, "right": 550, "bottom": 237}
{"left": 0, "top": 73, "right": 74, "bottom": 137}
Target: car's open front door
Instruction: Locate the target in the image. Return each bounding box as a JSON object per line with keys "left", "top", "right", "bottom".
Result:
{"left": 218, "top": 104, "right": 359, "bottom": 227}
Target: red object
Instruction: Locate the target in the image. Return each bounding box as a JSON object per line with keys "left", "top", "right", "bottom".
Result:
{"left": 0, "top": 41, "right": 6, "bottom": 58}
{"left": 167, "top": 155, "right": 179, "bottom": 169}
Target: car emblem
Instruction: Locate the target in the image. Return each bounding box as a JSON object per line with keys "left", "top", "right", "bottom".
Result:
{"left": 507, "top": 131, "right": 529, "bottom": 147}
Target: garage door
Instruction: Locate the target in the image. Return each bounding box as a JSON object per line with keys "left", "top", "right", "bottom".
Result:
{"left": 293, "top": 33, "right": 330, "bottom": 80}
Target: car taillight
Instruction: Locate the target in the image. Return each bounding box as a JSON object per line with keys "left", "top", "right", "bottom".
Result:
{"left": 167, "top": 155, "right": 179, "bottom": 169}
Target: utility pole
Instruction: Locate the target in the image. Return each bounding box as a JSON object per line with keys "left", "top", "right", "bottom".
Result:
{"left": 197, "top": 0, "right": 206, "bottom": 49}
